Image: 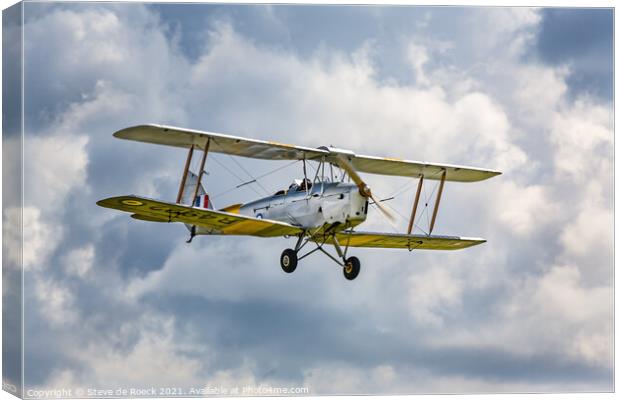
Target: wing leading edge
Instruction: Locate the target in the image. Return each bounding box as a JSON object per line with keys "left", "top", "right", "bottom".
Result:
{"left": 320, "top": 231, "right": 486, "bottom": 250}
{"left": 96, "top": 195, "right": 303, "bottom": 237}
{"left": 113, "top": 124, "right": 501, "bottom": 183}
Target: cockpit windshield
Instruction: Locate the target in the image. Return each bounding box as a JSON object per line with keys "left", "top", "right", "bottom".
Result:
{"left": 274, "top": 178, "right": 313, "bottom": 196}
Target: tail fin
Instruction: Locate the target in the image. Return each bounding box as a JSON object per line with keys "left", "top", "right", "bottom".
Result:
{"left": 182, "top": 171, "right": 212, "bottom": 239}
{"left": 181, "top": 171, "right": 213, "bottom": 210}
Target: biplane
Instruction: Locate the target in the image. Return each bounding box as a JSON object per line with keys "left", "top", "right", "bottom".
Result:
{"left": 97, "top": 124, "right": 501, "bottom": 280}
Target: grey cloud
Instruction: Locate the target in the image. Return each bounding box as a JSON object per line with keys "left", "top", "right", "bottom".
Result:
{"left": 535, "top": 8, "right": 613, "bottom": 100}
{"left": 141, "top": 291, "right": 613, "bottom": 391}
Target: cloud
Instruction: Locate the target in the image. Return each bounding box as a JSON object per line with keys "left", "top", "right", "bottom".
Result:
{"left": 407, "top": 266, "right": 463, "bottom": 327}
{"left": 492, "top": 182, "right": 556, "bottom": 236}
{"left": 62, "top": 245, "right": 95, "bottom": 278}
{"left": 24, "top": 134, "right": 89, "bottom": 210}
{"left": 302, "top": 364, "right": 398, "bottom": 394}
{"left": 23, "top": 208, "right": 63, "bottom": 272}
{"left": 502, "top": 264, "right": 613, "bottom": 368}
{"left": 34, "top": 276, "right": 78, "bottom": 327}
{"left": 43, "top": 316, "right": 206, "bottom": 389}
{"left": 536, "top": 8, "right": 613, "bottom": 100}
{"left": 549, "top": 99, "right": 613, "bottom": 183}
{"left": 407, "top": 41, "right": 431, "bottom": 86}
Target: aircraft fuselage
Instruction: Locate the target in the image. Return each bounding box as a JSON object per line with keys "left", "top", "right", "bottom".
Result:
{"left": 238, "top": 181, "right": 368, "bottom": 230}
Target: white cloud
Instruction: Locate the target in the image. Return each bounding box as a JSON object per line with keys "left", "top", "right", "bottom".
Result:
{"left": 464, "top": 8, "right": 541, "bottom": 59}
{"left": 558, "top": 181, "right": 613, "bottom": 284}
{"left": 185, "top": 23, "right": 528, "bottom": 185}
{"left": 407, "top": 42, "right": 430, "bottom": 86}
{"left": 24, "top": 134, "right": 89, "bottom": 211}
{"left": 3, "top": 207, "right": 23, "bottom": 270}
{"left": 6, "top": 132, "right": 89, "bottom": 275}
{"left": 493, "top": 181, "right": 557, "bottom": 236}
{"left": 20, "top": 207, "right": 62, "bottom": 272}
{"left": 513, "top": 65, "right": 569, "bottom": 125}
{"left": 34, "top": 276, "right": 77, "bottom": 327}
{"left": 503, "top": 264, "right": 613, "bottom": 367}
{"left": 408, "top": 267, "right": 463, "bottom": 327}
{"left": 550, "top": 99, "right": 613, "bottom": 183}
{"left": 63, "top": 245, "right": 95, "bottom": 278}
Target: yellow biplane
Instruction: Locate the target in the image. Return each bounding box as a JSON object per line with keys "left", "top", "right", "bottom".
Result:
{"left": 97, "top": 124, "right": 500, "bottom": 280}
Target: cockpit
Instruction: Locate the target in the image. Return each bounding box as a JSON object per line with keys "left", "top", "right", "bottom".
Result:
{"left": 274, "top": 178, "right": 313, "bottom": 196}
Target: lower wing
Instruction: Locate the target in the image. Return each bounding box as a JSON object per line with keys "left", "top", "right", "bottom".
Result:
{"left": 97, "top": 195, "right": 303, "bottom": 237}
{"left": 323, "top": 231, "right": 485, "bottom": 250}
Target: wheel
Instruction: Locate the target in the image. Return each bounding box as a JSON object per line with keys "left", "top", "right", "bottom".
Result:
{"left": 343, "top": 256, "right": 361, "bottom": 280}
{"left": 280, "top": 248, "right": 298, "bottom": 273}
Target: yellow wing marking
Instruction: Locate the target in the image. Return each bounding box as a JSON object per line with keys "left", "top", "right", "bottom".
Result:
{"left": 220, "top": 219, "right": 272, "bottom": 235}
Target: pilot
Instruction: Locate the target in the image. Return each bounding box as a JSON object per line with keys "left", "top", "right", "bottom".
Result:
{"left": 298, "top": 178, "right": 312, "bottom": 191}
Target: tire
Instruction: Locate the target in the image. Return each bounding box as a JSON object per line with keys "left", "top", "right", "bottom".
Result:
{"left": 343, "top": 256, "right": 361, "bottom": 280}
{"left": 280, "top": 248, "right": 298, "bottom": 273}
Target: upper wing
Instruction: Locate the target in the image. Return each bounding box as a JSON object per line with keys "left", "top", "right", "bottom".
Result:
{"left": 114, "top": 124, "right": 329, "bottom": 161}
{"left": 334, "top": 154, "right": 501, "bottom": 182}
{"left": 321, "top": 231, "right": 485, "bottom": 250}
{"left": 97, "top": 195, "right": 303, "bottom": 237}
{"left": 114, "top": 124, "right": 500, "bottom": 182}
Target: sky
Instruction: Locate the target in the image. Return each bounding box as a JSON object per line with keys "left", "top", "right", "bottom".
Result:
{"left": 2, "top": 2, "right": 614, "bottom": 395}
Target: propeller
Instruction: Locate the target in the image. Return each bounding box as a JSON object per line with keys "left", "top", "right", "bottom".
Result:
{"left": 334, "top": 154, "right": 396, "bottom": 222}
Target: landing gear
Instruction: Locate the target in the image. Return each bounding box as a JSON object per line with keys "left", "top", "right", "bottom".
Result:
{"left": 279, "top": 230, "right": 362, "bottom": 280}
{"left": 280, "top": 248, "right": 298, "bottom": 273}
{"left": 343, "top": 256, "right": 360, "bottom": 280}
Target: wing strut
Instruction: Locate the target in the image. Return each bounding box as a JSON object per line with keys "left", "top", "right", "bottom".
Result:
{"left": 176, "top": 145, "right": 195, "bottom": 204}
{"left": 429, "top": 170, "right": 446, "bottom": 235}
{"left": 407, "top": 175, "right": 424, "bottom": 234}
{"left": 191, "top": 138, "right": 211, "bottom": 205}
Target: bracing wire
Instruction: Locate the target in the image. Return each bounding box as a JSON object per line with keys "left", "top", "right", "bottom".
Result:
{"left": 211, "top": 157, "right": 301, "bottom": 200}
{"left": 355, "top": 167, "right": 447, "bottom": 236}
{"left": 209, "top": 138, "right": 271, "bottom": 196}
{"left": 210, "top": 154, "right": 246, "bottom": 182}
{"left": 254, "top": 160, "right": 301, "bottom": 182}
{"left": 414, "top": 169, "right": 444, "bottom": 235}
{"left": 209, "top": 155, "right": 264, "bottom": 198}
{"left": 226, "top": 155, "right": 271, "bottom": 195}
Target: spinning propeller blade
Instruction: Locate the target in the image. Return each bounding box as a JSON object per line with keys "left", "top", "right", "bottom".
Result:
{"left": 335, "top": 154, "right": 396, "bottom": 222}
